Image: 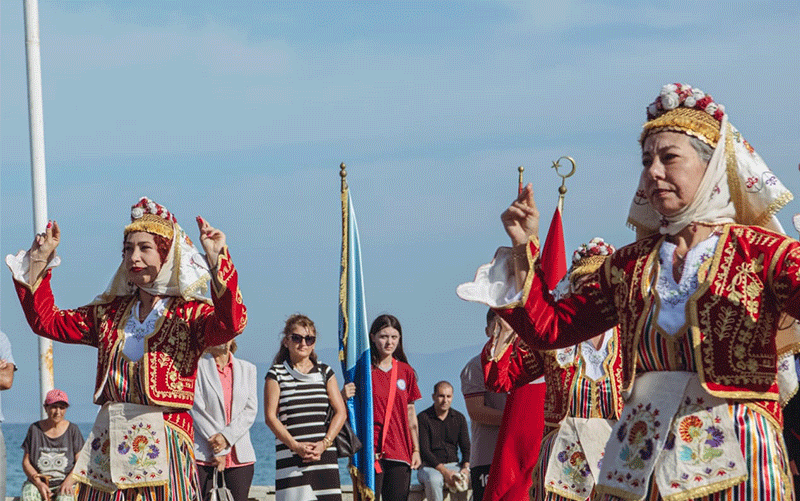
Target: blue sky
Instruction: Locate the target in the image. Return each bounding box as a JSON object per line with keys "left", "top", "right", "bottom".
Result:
{"left": 2, "top": 1, "right": 799, "bottom": 422}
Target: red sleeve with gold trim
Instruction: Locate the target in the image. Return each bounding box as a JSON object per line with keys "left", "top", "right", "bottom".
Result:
{"left": 13, "top": 271, "right": 98, "bottom": 346}
{"left": 197, "top": 246, "right": 247, "bottom": 348}
{"left": 771, "top": 238, "right": 800, "bottom": 318}
{"left": 499, "top": 237, "right": 618, "bottom": 351}
{"left": 482, "top": 336, "right": 543, "bottom": 392}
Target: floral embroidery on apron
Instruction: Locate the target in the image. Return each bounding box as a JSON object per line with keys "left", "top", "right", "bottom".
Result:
{"left": 74, "top": 403, "right": 169, "bottom": 492}
{"left": 545, "top": 417, "right": 613, "bottom": 501}
{"left": 597, "top": 372, "right": 746, "bottom": 501}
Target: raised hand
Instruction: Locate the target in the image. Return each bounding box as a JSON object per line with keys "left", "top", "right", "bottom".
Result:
{"left": 29, "top": 220, "right": 60, "bottom": 262}
{"left": 27, "top": 221, "right": 60, "bottom": 284}
{"left": 196, "top": 216, "right": 226, "bottom": 268}
{"left": 500, "top": 183, "right": 540, "bottom": 246}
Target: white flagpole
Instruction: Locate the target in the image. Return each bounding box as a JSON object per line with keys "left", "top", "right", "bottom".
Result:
{"left": 24, "top": 0, "right": 55, "bottom": 418}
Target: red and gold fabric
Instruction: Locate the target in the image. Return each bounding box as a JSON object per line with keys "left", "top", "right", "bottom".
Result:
{"left": 483, "top": 329, "right": 624, "bottom": 427}
{"left": 11, "top": 246, "right": 246, "bottom": 501}
{"left": 13, "top": 246, "right": 246, "bottom": 425}
{"left": 483, "top": 329, "right": 626, "bottom": 501}
{"left": 502, "top": 224, "right": 800, "bottom": 425}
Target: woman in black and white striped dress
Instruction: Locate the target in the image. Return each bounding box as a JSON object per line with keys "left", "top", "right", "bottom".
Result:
{"left": 265, "top": 314, "right": 347, "bottom": 501}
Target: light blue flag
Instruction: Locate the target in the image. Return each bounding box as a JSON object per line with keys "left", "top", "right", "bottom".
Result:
{"left": 339, "top": 189, "right": 375, "bottom": 499}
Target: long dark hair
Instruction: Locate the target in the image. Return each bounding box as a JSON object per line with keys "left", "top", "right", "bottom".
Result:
{"left": 369, "top": 314, "right": 410, "bottom": 366}
{"left": 272, "top": 313, "right": 319, "bottom": 366}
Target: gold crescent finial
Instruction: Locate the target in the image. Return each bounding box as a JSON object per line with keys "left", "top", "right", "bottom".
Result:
{"left": 551, "top": 156, "right": 577, "bottom": 211}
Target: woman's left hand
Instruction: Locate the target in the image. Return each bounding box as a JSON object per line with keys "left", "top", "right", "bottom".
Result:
{"left": 212, "top": 455, "right": 227, "bottom": 471}
{"left": 307, "top": 440, "right": 327, "bottom": 460}
{"left": 59, "top": 475, "right": 76, "bottom": 496}
{"left": 410, "top": 450, "right": 421, "bottom": 470}
{"left": 196, "top": 216, "right": 226, "bottom": 267}
{"left": 208, "top": 433, "right": 230, "bottom": 455}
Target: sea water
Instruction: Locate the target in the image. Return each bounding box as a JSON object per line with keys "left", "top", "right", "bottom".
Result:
{"left": 2, "top": 422, "right": 353, "bottom": 496}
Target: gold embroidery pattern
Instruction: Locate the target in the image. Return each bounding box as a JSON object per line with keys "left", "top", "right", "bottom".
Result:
{"left": 608, "top": 235, "right": 663, "bottom": 390}
{"left": 776, "top": 246, "right": 800, "bottom": 304}
{"left": 697, "top": 227, "right": 776, "bottom": 389}
{"left": 216, "top": 247, "right": 235, "bottom": 287}
{"left": 142, "top": 299, "right": 202, "bottom": 405}
{"left": 542, "top": 353, "right": 564, "bottom": 422}
{"left": 541, "top": 350, "right": 573, "bottom": 424}
{"left": 724, "top": 255, "right": 764, "bottom": 321}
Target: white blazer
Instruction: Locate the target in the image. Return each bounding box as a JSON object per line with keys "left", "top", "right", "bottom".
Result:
{"left": 192, "top": 353, "right": 258, "bottom": 463}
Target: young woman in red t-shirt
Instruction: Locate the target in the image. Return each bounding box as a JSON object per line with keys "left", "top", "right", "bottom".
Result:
{"left": 368, "top": 314, "right": 422, "bottom": 501}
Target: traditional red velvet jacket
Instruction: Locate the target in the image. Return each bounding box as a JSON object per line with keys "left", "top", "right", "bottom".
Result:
{"left": 482, "top": 328, "right": 624, "bottom": 427}
{"left": 500, "top": 224, "right": 800, "bottom": 425}
{"left": 13, "top": 247, "right": 247, "bottom": 436}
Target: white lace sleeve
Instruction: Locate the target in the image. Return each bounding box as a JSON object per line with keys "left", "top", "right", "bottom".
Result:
{"left": 5, "top": 250, "right": 60, "bottom": 285}
{"left": 456, "top": 247, "right": 523, "bottom": 308}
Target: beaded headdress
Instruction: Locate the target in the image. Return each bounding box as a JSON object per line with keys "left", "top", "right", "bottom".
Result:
{"left": 640, "top": 83, "right": 724, "bottom": 147}
{"left": 551, "top": 238, "right": 615, "bottom": 300}
{"left": 124, "top": 197, "right": 176, "bottom": 240}
{"left": 570, "top": 237, "right": 615, "bottom": 279}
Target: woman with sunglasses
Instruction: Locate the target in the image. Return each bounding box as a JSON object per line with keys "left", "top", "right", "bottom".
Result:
{"left": 264, "top": 314, "right": 347, "bottom": 501}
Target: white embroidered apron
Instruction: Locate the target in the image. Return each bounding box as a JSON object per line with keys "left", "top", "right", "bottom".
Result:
{"left": 74, "top": 403, "right": 170, "bottom": 492}
{"left": 596, "top": 372, "right": 747, "bottom": 501}
{"left": 544, "top": 417, "right": 613, "bottom": 501}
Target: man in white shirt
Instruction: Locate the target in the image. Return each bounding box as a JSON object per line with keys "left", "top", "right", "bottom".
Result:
{"left": 459, "top": 310, "right": 507, "bottom": 501}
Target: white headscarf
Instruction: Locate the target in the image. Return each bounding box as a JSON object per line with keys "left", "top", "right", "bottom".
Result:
{"left": 627, "top": 94, "right": 792, "bottom": 236}
{"left": 91, "top": 199, "right": 211, "bottom": 305}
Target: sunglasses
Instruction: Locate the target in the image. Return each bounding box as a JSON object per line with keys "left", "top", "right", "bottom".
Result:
{"left": 288, "top": 334, "right": 316, "bottom": 345}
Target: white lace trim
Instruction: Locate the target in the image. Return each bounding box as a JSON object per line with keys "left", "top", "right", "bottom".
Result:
{"left": 655, "top": 235, "right": 719, "bottom": 336}
{"left": 5, "top": 249, "right": 61, "bottom": 285}
{"left": 122, "top": 298, "right": 167, "bottom": 361}
{"left": 581, "top": 333, "right": 611, "bottom": 381}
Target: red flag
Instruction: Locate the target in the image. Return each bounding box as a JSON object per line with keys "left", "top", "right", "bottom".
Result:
{"left": 483, "top": 207, "right": 566, "bottom": 501}
{"left": 541, "top": 206, "right": 567, "bottom": 289}
{"left": 483, "top": 382, "right": 546, "bottom": 501}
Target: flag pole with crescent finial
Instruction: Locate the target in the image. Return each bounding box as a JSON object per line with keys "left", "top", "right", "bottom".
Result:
{"left": 551, "top": 156, "right": 576, "bottom": 212}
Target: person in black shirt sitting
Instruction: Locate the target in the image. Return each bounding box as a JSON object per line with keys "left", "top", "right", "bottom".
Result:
{"left": 417, "top": 381, "right": 471, "bottom": 501}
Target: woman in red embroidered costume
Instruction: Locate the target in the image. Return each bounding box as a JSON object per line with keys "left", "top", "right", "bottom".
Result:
{"left": 481, "top": 239, "right": 626, "bottom": 501}
{"left": 458, "top": 84, "right": 800, "bottom": 500}
{"left": 6, "top": 197, "right": 247, "bottom": 501}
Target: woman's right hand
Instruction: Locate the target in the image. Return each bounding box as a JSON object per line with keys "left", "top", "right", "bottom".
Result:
{"left": 34, "top": 476, "right": 52, "bottom": 501}
{"left": 291, "top": 441, "right": 321, "bottom": 462}
{"left": 341, "top": 383, "right": 356, "bottom": 400}
{"left": 29, "top": 220, "right": 60, "bottom": 262}
{"left": 501, "top": 184, "right": 539, "bottom": 246}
